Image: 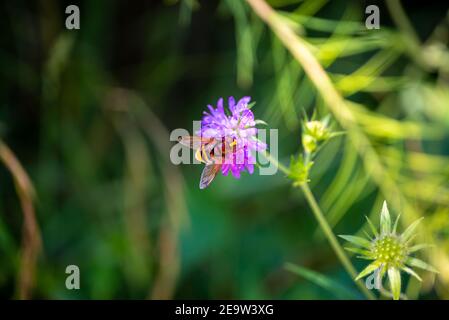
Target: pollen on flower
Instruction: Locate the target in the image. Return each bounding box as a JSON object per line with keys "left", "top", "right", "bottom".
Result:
{"left": 371, "top": 235, "right": 407, "bottom": 268}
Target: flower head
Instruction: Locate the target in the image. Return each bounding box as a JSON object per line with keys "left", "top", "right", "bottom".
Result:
{"left": 302, "top": 119, "right": 331, "bottom": 154}
{"left": 288, "top": 154, "right": 314, "bottom": 187}
{"left": 288, "top": 114, "right": 338, "bottom": 186}
{"left": 198, "top": 96, "right": 267, "bottom": 178}
{"left": 339, "top": 201, "right": 438, "bottom": 300}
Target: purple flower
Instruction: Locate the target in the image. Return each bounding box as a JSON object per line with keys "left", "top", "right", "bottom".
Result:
{"left": 198, "top": 96, "right": 267, "bottom": 178}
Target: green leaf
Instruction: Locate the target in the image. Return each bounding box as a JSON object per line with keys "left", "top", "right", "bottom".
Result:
{"left": 400, "top": 218, "right": 423, "bottom": 243}
{"left": 365, "top": 215, "right": 378, "bottom": 238}
{"left": 355, "top": 262, "right": 380, "bottom": 280}
{"left": 388, "top": 267, "right": 401, "bottom": 300}
{"left": 380, "top": 201, "right": 391, "bottom": 235}
{"left": 401, "top": 266, "right": 422, "bottom": 282}
{"left": 338, "top": 235, "right": 372, "bottom": 248}
{"left": 392, "top": 214, "right": 401, "bottom": 235}
{"left": 406, "top": 257, "right": 438, "bottom": 273}
{"left": 404, "top": 233, "right": 417, "bottom": 245}
{"left": 285, "top": 262, "right": 359, "bottom": 299}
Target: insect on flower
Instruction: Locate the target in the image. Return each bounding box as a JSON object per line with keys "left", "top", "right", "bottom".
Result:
{"left": 179, "top": 96, "right": 267, "bottom": 189}
{"left": 178, "top": 135, "right": 241, "bottom": 189}
{"left": 339, "top": 201, "right": 438, "bottom": 300}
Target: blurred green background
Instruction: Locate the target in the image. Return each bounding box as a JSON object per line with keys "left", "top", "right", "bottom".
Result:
{"left": 1, "top": 0, "right": 449, "bottom": 299}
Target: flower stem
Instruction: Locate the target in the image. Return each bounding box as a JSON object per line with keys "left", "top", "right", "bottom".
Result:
{"left": 300, "top": 183, "right": 375, "bottom": 300}
{"left": 261, "top": 151, "right": 375, "bottom": 299}
{"left": 246, "top": 0, "right": 422, "bottom": 239}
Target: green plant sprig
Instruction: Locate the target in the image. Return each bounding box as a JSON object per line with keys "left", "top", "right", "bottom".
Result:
{"left": 261, "top": 115, "right": 375, "bottom": 300}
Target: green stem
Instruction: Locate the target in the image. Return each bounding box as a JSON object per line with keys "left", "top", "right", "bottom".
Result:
{"left": 261, "top": 151, "right": 375, "bottom": 299}
{"left": 246, "top": 0, "right": 422, "bottom": 233}
{"left": 300, "top": 183, "right": 375, "bottom": 300}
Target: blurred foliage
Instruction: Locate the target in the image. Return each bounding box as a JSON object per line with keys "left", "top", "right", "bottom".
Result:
{"left": 1, "top": 0, "right": 449, "bottom": 299}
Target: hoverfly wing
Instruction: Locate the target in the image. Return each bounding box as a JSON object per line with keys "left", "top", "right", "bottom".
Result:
{"left": 199, "top": 164, "right": 221, "bottom": 189}
{"left": 178, "top": 136, "right": 214, "bottom": 150}
{"left": 179, "top": 136, "right": 221, "bottom": 164}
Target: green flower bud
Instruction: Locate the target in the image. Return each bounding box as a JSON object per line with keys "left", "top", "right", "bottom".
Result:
{"left": 302, "top": 134, "right": 317, "bottom": 154}
{"left": 304, "top": 120, "right": 330, "bottom": 142}
{"left": 288, "top": 154, "right": 314, "bottom": 187}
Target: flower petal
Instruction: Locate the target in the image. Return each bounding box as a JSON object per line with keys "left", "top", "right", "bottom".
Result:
{"left": 406, "top": 257, "right": 438, "bottom": 273}
{"left": 344, "top": 247, "right": 373, "bottom": 258}
{"left": 228, "top": 96, "right": 236, "bottom": 113}
{"left": 235, "top": 96, "right": 251, "bottom": 112}
{"left": 401, "top": 266, "right": 422, "bottom": 282}
{"left": 217, "top": 97, "right": 224, "bottom": 113}
{"left": 408, "top": 243, "right": 433, "bottom": 254}
{"left": 392, "top": 214, "right": 401, "bottom": 235}
{"left": 380, "top": 201, "right": 391, "bottom": 235}
{"left": 231, "top": 165, "right": 241, "bottom": 179}
{"left": 365, "top": 215, "right": 378, "bottom": 238}
{"left": 339, "top": 235, "right": 372, "bottom": 249}
{"left": 400, "top": 217, "right": 423, "bottom": 243}
{"left": 355, "top": 262, "right": 380, "bottom": 280}
{"left": 221, "top": 164, "right": 231, "bottom": 176}
{"left": 387, "top": 267, "right": 401, "bottom": 300}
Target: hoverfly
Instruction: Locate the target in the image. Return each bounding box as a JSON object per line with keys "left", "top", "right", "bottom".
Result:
{"left": 178, "top": 135, "right": 240, "bottom": 189}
